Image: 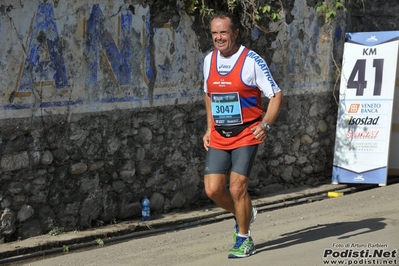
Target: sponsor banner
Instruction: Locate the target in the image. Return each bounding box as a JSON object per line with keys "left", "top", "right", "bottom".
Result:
{"left": 332, "top": 31, "right": 399, "bottom": 185}
{"left": 345, "top": 102, "right": 393, "bottom": 115}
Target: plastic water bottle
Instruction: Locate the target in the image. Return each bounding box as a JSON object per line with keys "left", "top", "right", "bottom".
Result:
{"left": 141, "top": 196, "right": 150, "bottom": 221}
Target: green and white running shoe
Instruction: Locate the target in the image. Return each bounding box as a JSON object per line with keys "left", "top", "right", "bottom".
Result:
{"left": 228, "top": 235, "right": 256, "bottom": 258}
{"left": 233, "top": 206, "right": 258, "bottom": 242}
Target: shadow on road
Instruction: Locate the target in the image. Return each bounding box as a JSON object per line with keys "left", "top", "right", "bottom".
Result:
{"left": 256, "top": 218, "right": 387, "bottom": 253}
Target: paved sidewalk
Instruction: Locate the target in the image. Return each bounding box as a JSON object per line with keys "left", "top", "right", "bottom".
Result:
{"left": 8, "top": 181, "right": 399, "bottom": 266}
{"left": 0, "top": 183, "right": 354, "bottom": 264}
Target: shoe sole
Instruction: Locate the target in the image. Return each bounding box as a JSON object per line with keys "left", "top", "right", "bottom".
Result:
{"left": 228, "top": 249, "right": 257, "bottom": 258}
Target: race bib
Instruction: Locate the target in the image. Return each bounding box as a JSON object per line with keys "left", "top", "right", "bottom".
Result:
{"left": 211, "top": 92, "right": 243, "bottom": 126}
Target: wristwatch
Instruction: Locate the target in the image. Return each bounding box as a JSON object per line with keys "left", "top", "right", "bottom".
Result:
{"left": 261, "top": 121, "right": 271, "bottom": 131}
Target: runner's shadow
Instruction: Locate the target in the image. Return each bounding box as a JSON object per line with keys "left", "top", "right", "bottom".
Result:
{"left": 255, "top": 218, "right": 386, "bottom": 254}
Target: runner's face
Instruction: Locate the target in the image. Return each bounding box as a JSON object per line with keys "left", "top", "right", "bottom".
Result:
{"left": 210, "top": 17, "right": 239, "bottom": 57}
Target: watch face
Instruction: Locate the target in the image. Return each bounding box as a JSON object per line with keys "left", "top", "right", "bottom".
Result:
{"left": 263, "top": 122, "right": 270, "bottom": 130}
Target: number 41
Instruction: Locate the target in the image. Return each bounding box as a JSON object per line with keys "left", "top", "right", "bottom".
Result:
{"left": 347, "top": 59, "right": 384, "bottom": 96}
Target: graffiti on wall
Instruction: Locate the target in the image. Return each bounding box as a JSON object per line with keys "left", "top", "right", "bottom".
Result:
{"left": 0, "top": 1, "right": 203, "bottom": 119}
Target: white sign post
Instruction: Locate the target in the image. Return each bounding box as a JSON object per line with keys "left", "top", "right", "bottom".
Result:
{"left": 332, "top": 31, "right": 399, "bottom": 186}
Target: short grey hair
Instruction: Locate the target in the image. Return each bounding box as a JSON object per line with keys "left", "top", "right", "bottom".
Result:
{"left": 210, "top": 11, "right": 240, "bottom": 32}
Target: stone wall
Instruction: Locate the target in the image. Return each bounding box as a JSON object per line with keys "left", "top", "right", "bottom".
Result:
{"left": 0, "top": 0, "right": 398, "bottom": 242}
{"left": 0, "top": 105, "right": 208, "bottom": 239}
{"left": 0, "top": 93, "right": 337, "bottom": 241}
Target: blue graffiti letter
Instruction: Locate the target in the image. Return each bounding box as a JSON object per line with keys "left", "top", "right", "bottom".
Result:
{"left": 85, "top": 4, "right": 132, "bottom": 88}
{"left": 18, "top": 3, "right": 68, "bottom": 92}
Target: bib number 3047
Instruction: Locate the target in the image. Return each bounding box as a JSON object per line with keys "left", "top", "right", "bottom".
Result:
{"left": 211, "top": 92, "right": 243, "bottom": 125}
{"left": 214, "top": 104, "right": 234, "bottom": 114}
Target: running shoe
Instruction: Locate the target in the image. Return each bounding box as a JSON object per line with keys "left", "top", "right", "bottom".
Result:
{"left": 233, "top": 206, "right": 258, "bottom": 242}
{"left": 228, "top": 235, "right": 256, "bottom": 258}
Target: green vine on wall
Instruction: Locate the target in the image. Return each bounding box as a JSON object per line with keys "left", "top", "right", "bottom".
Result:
{"left": 179, "top": 0, "right": 365, "bottom": 32}
{"left": 183, "top": 0, "right": 282, "bottom": 33}
{"left": 316, "top": 0, "right": 347, "bottom": 21}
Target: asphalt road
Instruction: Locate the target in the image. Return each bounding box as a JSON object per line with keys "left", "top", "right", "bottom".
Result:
{"left": 10, "top": 182, "right": 399, "bottom": 266}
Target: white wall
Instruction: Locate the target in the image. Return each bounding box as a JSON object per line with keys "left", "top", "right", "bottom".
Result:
{"left": 0, "top": 1, "right": 203, "bottom": 119}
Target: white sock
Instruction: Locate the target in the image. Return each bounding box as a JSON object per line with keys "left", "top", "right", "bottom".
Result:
{"left": 237, "top": 233, "right": 249, "bottom": 238}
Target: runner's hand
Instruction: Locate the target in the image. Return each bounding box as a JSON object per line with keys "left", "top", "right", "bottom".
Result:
{"left": 203, "top": 129, "right": 211, "bottom": 150}
{"left": 251, "top": 124, "right": 267, "bottom": 141}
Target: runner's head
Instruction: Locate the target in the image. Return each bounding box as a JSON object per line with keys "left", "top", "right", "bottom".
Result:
{"left": 209, "top": 12, "right": 240, "bottom": 57}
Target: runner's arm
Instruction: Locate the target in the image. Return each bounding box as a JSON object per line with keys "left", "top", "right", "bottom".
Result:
{"left": 262, "top": 91, "right": 284, "bottom": 127}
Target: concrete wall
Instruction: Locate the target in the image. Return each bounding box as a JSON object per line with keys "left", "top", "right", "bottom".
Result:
{"left": 0, "top": 0, "right": 397, "bottom": 242}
